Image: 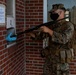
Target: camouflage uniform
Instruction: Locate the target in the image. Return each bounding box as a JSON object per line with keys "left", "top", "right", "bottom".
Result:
{"left": 32, "top": 20, "right": 74, "bottom": 75}
{"left": 32, "top": 4, "right": 74, "bottom": 75}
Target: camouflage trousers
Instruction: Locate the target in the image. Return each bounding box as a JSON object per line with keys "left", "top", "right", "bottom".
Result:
{"left": 43, "top": 55, "right": 70, "bottom": 75}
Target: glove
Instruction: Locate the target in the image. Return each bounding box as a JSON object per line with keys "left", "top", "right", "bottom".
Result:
{"left": 6, "top": 33, "right": 17, "bottom": 42}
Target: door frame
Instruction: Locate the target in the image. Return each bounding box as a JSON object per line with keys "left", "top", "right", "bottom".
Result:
{"left": 43, "top": 0, "right": 48, "bottom": 23}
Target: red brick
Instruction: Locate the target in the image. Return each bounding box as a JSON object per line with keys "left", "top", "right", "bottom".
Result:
{"left": 0, "top": 32, "right": 2, "bottom": 35}
{"left": 0, "top": 36, "right": 4, "bottom": 40}
{"left": 0, "top": 0, "right": 25, "bottom": 75}
{"left": 0, "top": 27, "right": 6, "bottom": 31}
{"left": 0, "top": 45, "right": 4, "bottom": 50}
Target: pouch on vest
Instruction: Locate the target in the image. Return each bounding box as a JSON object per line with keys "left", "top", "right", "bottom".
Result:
{"left": 66, "top": 50, "right": 72, "bottom": 63}
{"left": 60, "top": 49, "right": 74, "bottom": 63}
{"left": 60, "top": 50, "right": 66, "bottom": 63}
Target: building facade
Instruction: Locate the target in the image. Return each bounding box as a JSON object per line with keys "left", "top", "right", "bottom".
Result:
{"left": 0, "top": 0, "right": 76, "bottom": 75}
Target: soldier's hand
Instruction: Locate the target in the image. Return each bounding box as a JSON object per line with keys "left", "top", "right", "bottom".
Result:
{"left": 40, "top": 26, "right": 53, "bottom": 36}
{"left": 29, "top": 33, "right": 35, "bottom": 38}
{"left": 40, "top": 26, "right": 50, "bottom": 33}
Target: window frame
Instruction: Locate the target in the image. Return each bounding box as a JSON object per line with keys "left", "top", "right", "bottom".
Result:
{"left": 6, "top": 0, "right": 16, "bottom": 48}
{"left": 43, "top": 0, "right": 48, "bottom": 23}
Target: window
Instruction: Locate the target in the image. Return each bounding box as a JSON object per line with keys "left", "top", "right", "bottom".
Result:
{"left": 6, "top": 0, "right": 16, "bottom": 48}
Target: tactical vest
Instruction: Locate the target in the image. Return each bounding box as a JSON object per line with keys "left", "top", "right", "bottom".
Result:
{"left": 41, "top": 20, "right": 74, "bottom": 63}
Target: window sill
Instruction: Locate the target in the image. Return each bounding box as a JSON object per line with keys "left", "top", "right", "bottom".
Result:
{"left": 6, "top": 42, "right": 16, "bottom": 48}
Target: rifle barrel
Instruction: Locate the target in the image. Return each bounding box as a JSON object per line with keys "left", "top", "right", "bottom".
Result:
{"left": 11, "top": 17, "right": 69, "bottom": 37}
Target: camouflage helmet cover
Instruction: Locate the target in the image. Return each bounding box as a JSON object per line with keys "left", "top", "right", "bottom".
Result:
{"left": 49, "top": 4, "right": 66, "bottom": 13}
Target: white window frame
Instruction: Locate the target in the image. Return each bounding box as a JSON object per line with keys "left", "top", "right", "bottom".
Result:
{"left": 43, "top": 0, "right": 48, "bottom": 23}
{"left": 6, "top": 0, "right": 16, "bottom": 48}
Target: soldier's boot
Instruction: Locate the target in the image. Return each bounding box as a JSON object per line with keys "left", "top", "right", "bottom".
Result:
{"left": 62, "top": 71, "right": 70, "bottom": 75}
{"left": 57, "top": 63, "right": 70, "bottom": 75}
{"left": 57, "top": 64, "right": 61, "bottom": 75}
{"left": 62, "top": 63, "right": 70, "bottom": 75}
{"left": 57, "top": 71, "right": 61, "bottom": 75}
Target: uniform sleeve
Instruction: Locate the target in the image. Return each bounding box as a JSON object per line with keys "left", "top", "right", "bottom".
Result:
{"left": 51, "top": 22, "right": 74, "bottom": 44}
{"left": 31, "top": 31, "right": 46, "bottom": 40}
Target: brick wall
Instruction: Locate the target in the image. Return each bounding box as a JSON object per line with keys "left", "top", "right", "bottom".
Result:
{"left": 0, "top": 0, "right": 76, "bottom": 75}
{"left": 25, "top": 0, "right": 76, "bottom": 75}
{"left": 0, "top": 0, "right": 26, "bottom": 75}
{"left": 25, "top": 0, "right": 44, "bottom": 75}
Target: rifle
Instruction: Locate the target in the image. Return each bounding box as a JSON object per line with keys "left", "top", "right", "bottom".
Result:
{"left": 12, "top": 17, "right": 69, "bottom": 36}
{"left": 6, "top": 17, "right": 69, "bottom": 42}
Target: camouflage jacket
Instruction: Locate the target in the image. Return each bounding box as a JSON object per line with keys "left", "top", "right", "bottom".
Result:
{"left": 32, "top": 20, "right": 74, "bottom": 61}
{"left": 33, "top": 20, "right": 74, "bottom": 49}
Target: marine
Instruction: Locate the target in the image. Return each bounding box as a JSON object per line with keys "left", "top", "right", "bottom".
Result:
{"left": 30, "top": 4, "right": 74, "bottom": 75}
